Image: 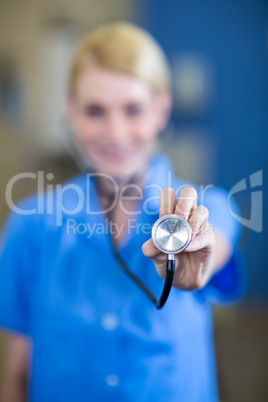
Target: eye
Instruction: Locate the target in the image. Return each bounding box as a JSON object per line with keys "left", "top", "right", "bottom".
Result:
{"left": 84, "top": 105, "right": 104, "bottom": 117}
{"left": 125, "top": 104, "right": 144, "bottom": 117}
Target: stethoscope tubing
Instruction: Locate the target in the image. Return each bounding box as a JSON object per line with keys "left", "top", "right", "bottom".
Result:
{"left": 109, "top": 214, "right": 191, "bottom": 310}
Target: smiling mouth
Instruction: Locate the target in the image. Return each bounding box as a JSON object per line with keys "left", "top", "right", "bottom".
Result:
{"left": 96, "top": 146, "right": 138, "bottom": 161}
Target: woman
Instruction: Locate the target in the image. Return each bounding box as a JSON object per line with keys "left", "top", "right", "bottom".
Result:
{"left": 0, "top": 23, "right": 246, "bottom": 401}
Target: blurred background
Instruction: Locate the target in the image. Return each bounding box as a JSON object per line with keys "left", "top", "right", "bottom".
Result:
{"left": 0, "top": 0, "right": 267, "bottom": 400}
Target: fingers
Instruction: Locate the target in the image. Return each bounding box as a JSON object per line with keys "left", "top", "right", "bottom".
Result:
{"left": 175, "top": 187, "right": 197, "bottom": 221}
{"left": 185, "top": 222, "right": 215, "bottom": 252}
{"left": 188, "top": 205, "right": 209, "bottom": 239}
{"left": 159, "top": 188, "right": 177, "bottom": 217}
{"left": 184, "top": 232, "right": 215, "bottom": 253}
{"left": 160, "top": 186, "right": 197, "bottom": 220}
{"left": 159, "top": 186, "right": 210, "bottom": 247}
{"left": 142, "top": 238, "right": 159, "bottom": 258}
{"left": 142, "top": 239, "right": 167, "bottom": 264}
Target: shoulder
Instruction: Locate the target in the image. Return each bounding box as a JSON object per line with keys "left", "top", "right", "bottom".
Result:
{"left": 1, "top": 173, "right": 86, "bottom": 238}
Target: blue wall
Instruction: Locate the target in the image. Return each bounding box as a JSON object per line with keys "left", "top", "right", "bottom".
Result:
{"left": 135, "top": 0, "right": 268, "bottom": 301}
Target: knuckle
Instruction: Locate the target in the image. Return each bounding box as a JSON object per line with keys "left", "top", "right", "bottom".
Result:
{"left": 190, "top": 222, "right": 199, "bottom": 234}
{"left": 191, "top": 278, "right": 204, "bottom": 290}
{"left": 175, "top": 203, "right": 187, "bottom": 214}
{"left": 190, "top": 270, "right": 206, "bottom": 290}
{"left": 206, "top": 222, "right": 214, "bottom": 232}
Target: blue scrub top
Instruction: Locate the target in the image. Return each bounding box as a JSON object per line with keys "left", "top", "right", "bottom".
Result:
{"left": 0, "top": 154, "right": 247, "bottom": 402}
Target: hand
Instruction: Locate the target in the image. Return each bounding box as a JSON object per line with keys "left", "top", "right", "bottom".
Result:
{"left": 142, "top": 187, "right": 216, "bottom": 290}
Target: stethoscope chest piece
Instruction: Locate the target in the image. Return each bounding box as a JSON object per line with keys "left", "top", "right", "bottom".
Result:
{"left": 151, "top": 214, "right": 192, "bottom": 309}
{"left": 152, "top": 214, "right": 192, "bottom": 255}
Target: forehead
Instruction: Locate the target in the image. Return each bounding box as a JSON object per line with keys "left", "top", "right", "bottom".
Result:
{"left": 74, "top": 65, "right": 153, "bottom": 104}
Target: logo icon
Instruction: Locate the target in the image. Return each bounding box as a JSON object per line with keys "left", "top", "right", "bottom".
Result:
{"left": 228, "top": 170, "right": 263, "bottom": 233}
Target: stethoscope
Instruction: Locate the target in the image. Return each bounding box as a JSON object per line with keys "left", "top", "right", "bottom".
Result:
{"left": 151, "top": 214, "right": 192, "bottom": 308}
{"left": 110, "top": 213, "right": 192, "bottom": 310}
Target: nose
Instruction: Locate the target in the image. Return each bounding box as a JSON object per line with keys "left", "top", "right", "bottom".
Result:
{"left": 104, "top": 112, "right": 128, "bottom": 144}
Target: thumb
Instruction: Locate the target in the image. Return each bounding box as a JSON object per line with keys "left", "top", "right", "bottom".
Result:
{"left": 142, "top": 238, "right": 167, "bottom": 264}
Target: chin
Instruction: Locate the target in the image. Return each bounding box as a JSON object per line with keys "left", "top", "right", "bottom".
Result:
{"left": 101, "top": 165, "right": 139, "bottom": 180}
{"left": 93, "top": 158, "right": 145, "bottom": 181}
{"left": 84, "top": 148, "right": 152, "bottom": 181}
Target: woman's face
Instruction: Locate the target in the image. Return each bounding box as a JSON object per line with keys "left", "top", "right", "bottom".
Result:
{"left": 68, "top": 65, "right": 170, "bottom": 179}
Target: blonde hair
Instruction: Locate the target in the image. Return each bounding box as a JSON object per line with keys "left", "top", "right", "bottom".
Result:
{"left": 68, "top": 22, "right": 171, "bottom": 95}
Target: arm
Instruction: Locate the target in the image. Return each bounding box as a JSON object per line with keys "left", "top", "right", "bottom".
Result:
{"left": 1, "top": 333, "right": 30, "bottom": 402}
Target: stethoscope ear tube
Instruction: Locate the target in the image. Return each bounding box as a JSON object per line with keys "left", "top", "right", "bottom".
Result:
{"left": 156, "top": 255, "right": 175, "bottom": 309}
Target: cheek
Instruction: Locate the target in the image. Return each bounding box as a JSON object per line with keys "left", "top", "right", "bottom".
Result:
{"left": 73, "top": 116, "right": 98, "bottom": 141}
{"left": 133, "top": 115, "right": 160, "bottom": 143}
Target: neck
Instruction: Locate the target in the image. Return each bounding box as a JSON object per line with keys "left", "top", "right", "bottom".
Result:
{"left": 92, "top": 169, "right": 145, "bottom": 216}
